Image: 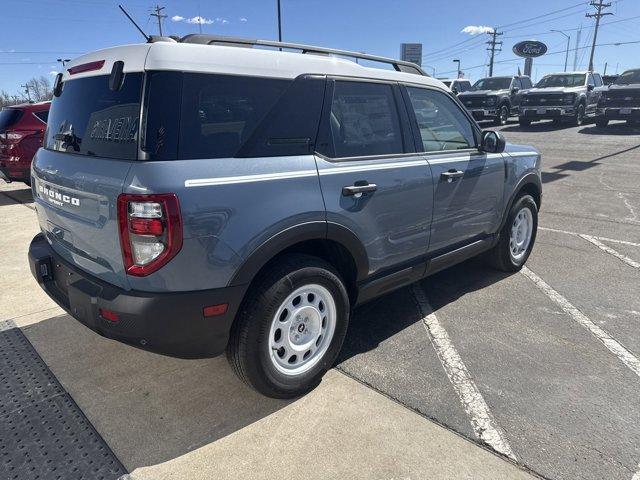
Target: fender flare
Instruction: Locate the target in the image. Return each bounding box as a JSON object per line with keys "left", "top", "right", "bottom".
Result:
{"left": 228, "top": 221, "right": 369, "bottom": 286}
{"left": 498, "top": 173, "right": 542, "bottom": 231}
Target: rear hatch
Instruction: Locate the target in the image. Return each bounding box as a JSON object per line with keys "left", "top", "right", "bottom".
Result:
{"left": 0, "top": 108, "right": 24, "bottom": 170}
{"left": 32, "top": 51, "right": 147, "bottom": 289}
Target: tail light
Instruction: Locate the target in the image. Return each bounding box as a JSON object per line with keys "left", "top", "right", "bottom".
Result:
{"left": 0, "top": 130, "right": 34, "bottom": 160}
{"left": 117, "top": 193, "right": 183, "bottom": 276}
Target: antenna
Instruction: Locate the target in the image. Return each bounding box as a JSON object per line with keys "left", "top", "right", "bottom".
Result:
{"left": 118, "top": 4, "right": 150, "bottom": 42}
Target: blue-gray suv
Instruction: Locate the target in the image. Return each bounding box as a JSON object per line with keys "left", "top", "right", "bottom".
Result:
{"left": 28, "top": 35, "right": 542, "bottom": 398}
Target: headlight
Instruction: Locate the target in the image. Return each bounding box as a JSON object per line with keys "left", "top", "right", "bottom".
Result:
{"left": 563, "top": 93, "right": 576, "bottom": 105}
{"left": 485, "top": 96, "right": 497, "bottom": 106}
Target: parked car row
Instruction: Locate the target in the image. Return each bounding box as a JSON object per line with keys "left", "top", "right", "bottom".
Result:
{"left": 448, "top": 69, "right": 640, "bottom": 129}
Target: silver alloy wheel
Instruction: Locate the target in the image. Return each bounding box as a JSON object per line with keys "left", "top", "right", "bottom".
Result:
{"left": 509, "top": 207, "right": 533, "bottom": 262}
{"left": 268, "top": 284, "right": 337, "bottom": 376}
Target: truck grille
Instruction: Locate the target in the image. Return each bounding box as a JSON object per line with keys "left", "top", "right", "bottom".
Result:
{"left": 522, "top": 94, "right": 564, "bottom": 106}
{"left": 602, "top": 91, "right": 640, "bottom": 108}
{"left": 460, "top": 96, "right": 487, "bottom": 108}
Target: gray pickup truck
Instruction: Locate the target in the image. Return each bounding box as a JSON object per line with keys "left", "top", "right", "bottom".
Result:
{"left": 28, "top": 35, "right": 542, "bottom": 398}
{"left": 458, "top": 75, "right": 533, "bottom": 125}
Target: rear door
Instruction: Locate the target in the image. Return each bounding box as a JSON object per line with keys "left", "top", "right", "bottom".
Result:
{"left": 402, "top": 85, "right": 505, "bottom": 253}
{"left": 32, "top": 70, "right": 143, "bottom": 289}
{"left": 315, "top": 78, "right": 434, "bottom": 277}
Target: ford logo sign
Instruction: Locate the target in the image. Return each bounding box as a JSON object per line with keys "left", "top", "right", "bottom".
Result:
{"left": 512, "top": 40, "right": 548, "bottom": 58}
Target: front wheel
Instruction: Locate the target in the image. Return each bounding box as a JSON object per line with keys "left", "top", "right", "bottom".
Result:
{"left": 572, "top": 104, "right": 586, "bottom": 126}
{"left": 227, "top": 254, "right": 350, "bottom": 398}
{"left": 494, "top": 104, "right": 510, "bottom": 126}
{"left": 487, "top": 194, "right": 538, "bottom": 272}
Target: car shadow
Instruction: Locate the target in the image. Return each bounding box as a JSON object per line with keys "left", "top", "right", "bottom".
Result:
{"left": 579, "top": 123, "right": 640, "bottom": 135}
{"left": 21, "top": 314, "right": 291, "bottom": 471}
{"left": 499, "top": 120, "right": 576, "bottom": 132}
{"left": 338, "top": 257, "right": 514, "bottom": 364}
{"left": 0, "top": 186, "right": 33, "bottom": 207}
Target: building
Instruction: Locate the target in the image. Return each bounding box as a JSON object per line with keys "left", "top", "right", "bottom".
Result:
{"left": 400, "top": 43, "right": 422, "bottom": 66}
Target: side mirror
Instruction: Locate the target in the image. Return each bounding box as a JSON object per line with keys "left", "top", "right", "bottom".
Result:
{"left": 480, "top": 131, "right": 506, "bottom": 154}
{"left": 451, "top": 87, "right": 459, "bottom": 95}
{"left": 587, "top": 84, "right": 595, "bottom": 91}
{"left": 511, "top": 87, "right": 519, "bottom": 94}
{"left": 109, "top": 61, "right": 125, "bottom": 91}
{"left": 53, "top": 73, "right": 64, "bottom": 97}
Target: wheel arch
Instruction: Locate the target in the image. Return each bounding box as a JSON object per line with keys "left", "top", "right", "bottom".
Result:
{"left": 228, "top": 221, "right": 369, "bottom": 302}
{"left": 498, "top": 174, "right": 542, "bottom": 231}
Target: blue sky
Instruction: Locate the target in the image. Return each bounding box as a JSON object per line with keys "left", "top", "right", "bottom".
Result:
{"left": 1, "top": 0, "right": 638, "bottom": 95}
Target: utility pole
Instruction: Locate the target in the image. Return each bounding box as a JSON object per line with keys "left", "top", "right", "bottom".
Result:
{"left": 453, "top": 59, "right": 461, "bottom": 79}
{"left": 21, "top": 84, "right": 32, "bottom": 102}
{"left": 150, "top": 5, "right": 167, "bottom": 36}
{"left": 586, "top": 1, "right": 612, "bottom": 71}
{"left": 573, "top": 26, "right": 582, "bottom": 71}
{"left": 486, "top": 27, "right": 503, "bottom": 77}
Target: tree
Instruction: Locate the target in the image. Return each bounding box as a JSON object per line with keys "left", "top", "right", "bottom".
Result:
{"left": 25, "top": 76, "right": 53, "bottom": 102}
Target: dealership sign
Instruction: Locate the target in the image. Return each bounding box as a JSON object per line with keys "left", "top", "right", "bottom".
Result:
{"left": 512, "top": 40, "right": 548, "bottom": 58}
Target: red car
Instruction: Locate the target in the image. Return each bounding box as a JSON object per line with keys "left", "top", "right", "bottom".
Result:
{"left": 0, "top": 101, "right": 50, "bottom": 185}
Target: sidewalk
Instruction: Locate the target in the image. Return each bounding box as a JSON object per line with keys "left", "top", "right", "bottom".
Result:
{"left": 1, "top": 182, "right": 535, "bottom": 480}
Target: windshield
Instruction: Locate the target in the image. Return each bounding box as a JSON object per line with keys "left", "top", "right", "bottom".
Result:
{"left": 535, "top": 74, "right": 585, "bottom": 88}
{"left": 0, "top": 108, "right": 23, "bottom": 132}
{"left": 44, "top": 73, "right": 142, "bottom": 159}
{"left": 615, "top": 70, "right": 640, "bottom": 86}
{"left": 472, "top": 77, "right": 511, "bottom": 91}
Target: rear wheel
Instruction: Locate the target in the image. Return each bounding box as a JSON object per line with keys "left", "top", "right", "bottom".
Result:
{"left": 495, "top": 104, "right": 510, "bottom": 126}
{"left": 595, "top": 118, "right": 609, "bottom": 128}
{"left": 227, "top": 254, "right": 350, "bottom": 398}
{"left": 487, "top": 194, "right": 538, "bottom": 272}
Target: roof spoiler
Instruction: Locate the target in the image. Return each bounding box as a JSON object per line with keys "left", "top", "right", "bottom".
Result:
{"left": 156, "top": 34, "right": 427, "bottom": 76}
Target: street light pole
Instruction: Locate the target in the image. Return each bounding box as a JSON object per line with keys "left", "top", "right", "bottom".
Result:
{"left": 453, "top": 59, "right": 461, "bottom": 78}
{"left": 550, "top": 30, "right": 571, "bottom": 72}
{"left": 57, "top": 58, "right": 71, "bottom": 68}
{"left": 424, "top": 64, "right": 436, "bottom": 77}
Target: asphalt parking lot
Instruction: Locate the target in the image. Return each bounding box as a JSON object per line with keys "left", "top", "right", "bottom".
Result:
{"left": 1, "top": 119, "right": 639, "bottom": 480}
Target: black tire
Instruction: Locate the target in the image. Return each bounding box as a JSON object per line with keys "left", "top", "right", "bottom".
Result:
{"left": 494, "top": 104, "right": 510, "bottom": 126}
{"left": 519, "top": 117, "right": 532, "bottom": 127}
{"left": 571, "top": 103, "right": 586, "bottom": 126}
{"left": 227, "top": 254, "right": 350, "bottom": 398}
{"left": 595, "top": 118, "right": 609, "bottom": 128}
{"left": 487, "top": 194, "right": 538, "bottom": 272}
{"left": 552, "top": 118, "right": 562, "bottom": 126}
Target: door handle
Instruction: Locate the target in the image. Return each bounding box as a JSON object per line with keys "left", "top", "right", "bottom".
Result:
{"left": 342, "top": 183, "right": 377, "bottom": 196}
{"left": 441, "top": 170, "right": 464, "bottom": 182}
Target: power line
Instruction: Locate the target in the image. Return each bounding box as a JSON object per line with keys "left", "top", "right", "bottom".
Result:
{"left": 586, "top": 1, "right": 613, "bottom": 71}
{"left": 497, "top": 1, "right": 588, "bottom": 29}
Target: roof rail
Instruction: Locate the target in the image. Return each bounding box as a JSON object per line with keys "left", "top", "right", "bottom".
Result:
{"left": 177, "top": 34, "right": 427, "bottom": 76}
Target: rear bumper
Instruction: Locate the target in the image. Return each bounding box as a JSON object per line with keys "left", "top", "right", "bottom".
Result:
{"left": 28, "top": 233, "right": 247, "bottom": 358}
{"left": 597, "top": 107, "right": 640, "bottom": 120}
{"left": 0, "top": 158, "right": 30, "bottom": 181}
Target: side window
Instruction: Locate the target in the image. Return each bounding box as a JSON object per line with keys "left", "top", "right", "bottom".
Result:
{"left": 593, "top": 73, "right": 603, "bottom": 87}
{"left": 178, "top": 73, "right": 290, "bottom": 160}
{"left": 324, "top": 80, "right": 404, "bottom": 158}
{"left": 513, "top": 78, "right": 523, "bottom": 90}
{"left": 33, "top": 110, "right": 49, "bottom": 124}
{"left": 587, "top": 74, "right": 595, "bottom": 87}
{"left": 458, "top": 81, "right": 471, "bottom": 92}
{"left": 406, "top": 87, "right": 476, "bottom": 152}
{"left": 521, "top": 77, "right": 533, "bottom": 89}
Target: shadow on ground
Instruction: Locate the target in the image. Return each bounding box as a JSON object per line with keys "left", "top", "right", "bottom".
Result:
{"left": 22, "top": 314, "right": 291, "bottom": 471}
{"left": 579, "top": 122, "right": 640, "bottom": 135}
{"left": 0, "top": 187, "right": 33, "bottom": 207}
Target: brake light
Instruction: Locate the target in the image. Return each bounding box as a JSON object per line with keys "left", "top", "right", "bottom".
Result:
{"left": 68, "top": 60, "right": 105, "bottom": 75}
{"left": 117, "top": 193, "right": 182, "bottom": 276}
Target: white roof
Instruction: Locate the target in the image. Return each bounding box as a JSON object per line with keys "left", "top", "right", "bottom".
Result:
{"left": 62, "top": 42, "right": 445, "bottom": 89}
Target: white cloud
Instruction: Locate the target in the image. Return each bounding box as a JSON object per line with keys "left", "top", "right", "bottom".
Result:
{"left": 461, "top": 25, "right": 494, "bottom": 35}
{"left": 49, "top": 71, "right": 59, "bottom": 76}
{"left": 239, "top": 17, "right": 247, "bottom": 22}
{"left": 171, "top": 15, "right": 184, "bottom": 22}
{"left": 221, "top": 19, "right": 229, "bottom": 25}
{"left": 186, "top": 16, "right": 214, "bottom": 25}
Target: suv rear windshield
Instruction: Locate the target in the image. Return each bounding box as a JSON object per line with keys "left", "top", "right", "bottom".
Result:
{"left": 535, "top": 74, "right": 585, "bottom": 88}
{"left": 44, "top": 73, "right": 143, "bottom": 159}
{"left": 0, "top": 108, "right": 23, "bottom": 132}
